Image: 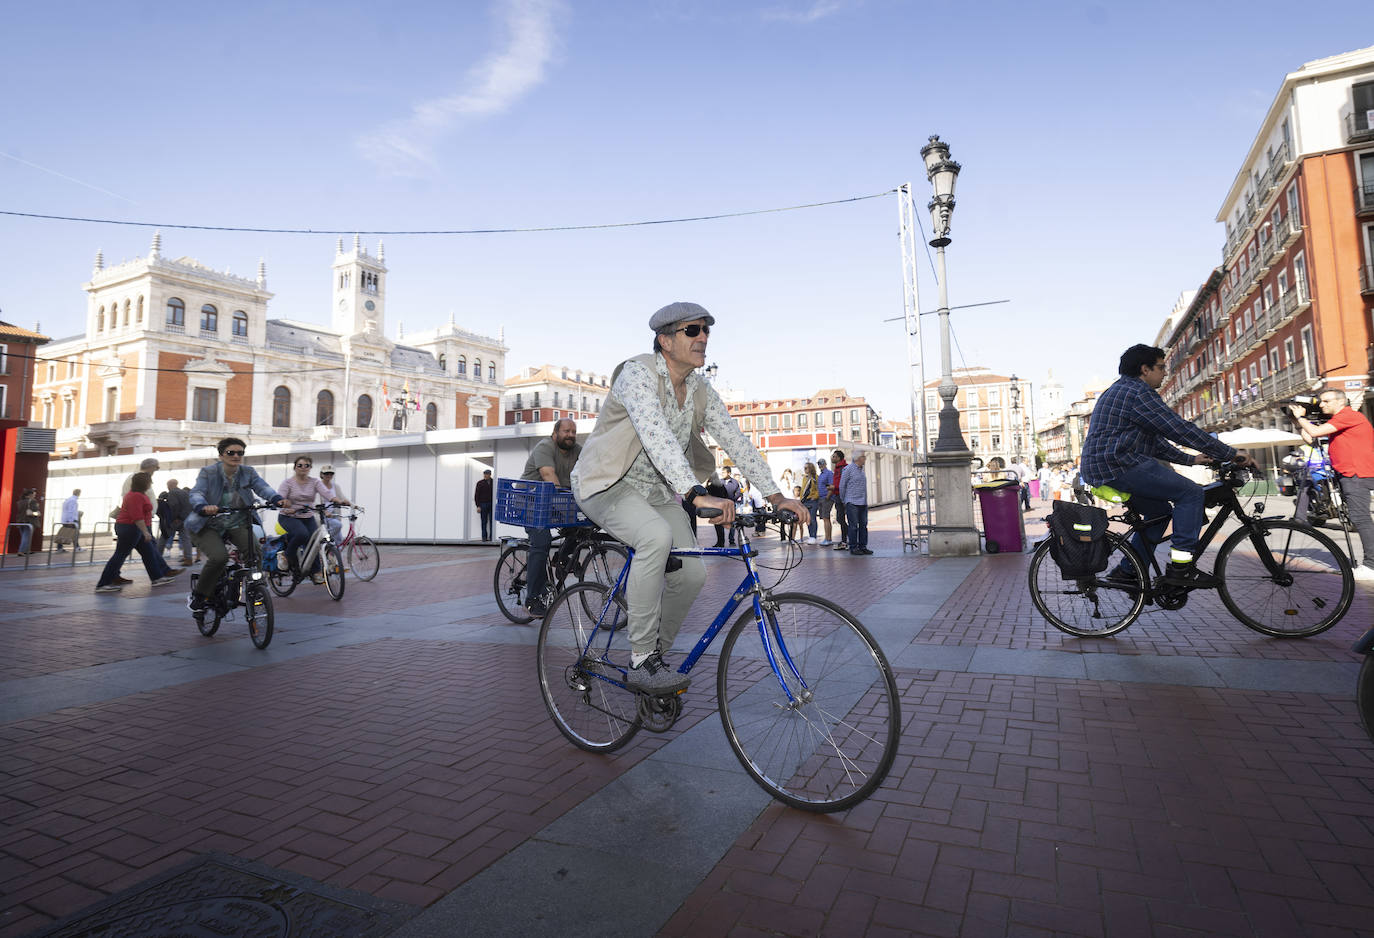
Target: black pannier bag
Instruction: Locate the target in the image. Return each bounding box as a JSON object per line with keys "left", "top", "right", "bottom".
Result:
{"left": 1046, "top": 499, "right": 1111, "bottom": 579}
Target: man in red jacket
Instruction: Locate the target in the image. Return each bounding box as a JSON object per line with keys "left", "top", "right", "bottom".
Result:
{"left": 829, "top": 449, "right": 849, "bottom": 550}
{"left": 1289, "top": 389, "right": 1374, "bottom": 580}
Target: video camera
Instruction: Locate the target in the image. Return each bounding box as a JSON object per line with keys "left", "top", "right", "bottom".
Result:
{"left": 1278, "top": 394, "right": 1323, "bottom": 422}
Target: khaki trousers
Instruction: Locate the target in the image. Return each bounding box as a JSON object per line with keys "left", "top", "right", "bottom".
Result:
{"left": 575, "top": 480, "right": 706, "bottom": 657}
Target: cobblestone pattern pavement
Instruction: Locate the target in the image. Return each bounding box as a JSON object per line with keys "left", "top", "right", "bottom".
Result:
{"left": 2, "top": 507, "right": 1372, "bottom": 937}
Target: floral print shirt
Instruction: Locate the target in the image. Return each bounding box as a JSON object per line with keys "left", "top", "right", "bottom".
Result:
{"left": 613, "top": 354, "right": 778, "bottom": 502}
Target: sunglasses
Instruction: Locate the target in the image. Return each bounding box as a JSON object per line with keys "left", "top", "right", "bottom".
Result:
{"left": 670, "top": 323, "right": 710, "bottom": 338}
{"left": 296, "top": 464, "right": 312, "bottom": 469}
{"left": 223, "top": 450, "right": 245, "bottom": 457}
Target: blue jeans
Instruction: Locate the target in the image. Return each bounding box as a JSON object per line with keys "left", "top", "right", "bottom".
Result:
{"left": 478, "top": 504, "right": 493, "bottom": 540}
{"left": 803, "top": 499, "right": 819, "bottom": 538}
{"left": 525, "top": 526, "right": 553, "bottom": 607}
{"left": 1104, "top": 459, "right": 1206, "bottom": 565}
{"left": 98, "top": 524, "right": 162, "bottom": 586}
{"left": 279, "top": 515, "right": 320, "bottom": 574}
{"left": 845, "top": 503, "right": 868, "bottom": 552}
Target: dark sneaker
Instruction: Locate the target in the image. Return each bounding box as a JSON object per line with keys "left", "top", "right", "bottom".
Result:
{"left": 188, "top": 594, "right": 208, "bottom": 612}
{"left": 526, "top": 597, "right": 548, "bottom": 618}
{"left": 624, "top": 652, "right": 690, "bottom": 695}
{"left": 1162, "top": 562, "right": 1216, "bottom": 589}
{"left": 95, "top": 583, "right": 122, "bottom": 593}
{"left": 115, "top": 576, "right": 133, "bottom": 585}
{"left": 152, "top": 575, "right": 179, "bottom": 587}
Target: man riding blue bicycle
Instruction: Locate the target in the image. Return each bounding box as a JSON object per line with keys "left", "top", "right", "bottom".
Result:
{"left": 570, "top": 302, "right": 808, "bottom": 695}
{"left": 1080, "top": 344, "right": 1255, "bottom": 587}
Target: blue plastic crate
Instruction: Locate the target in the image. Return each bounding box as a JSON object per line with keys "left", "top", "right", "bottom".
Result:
{"left": 495, "top": 478, "right": 590, "bottom": 528}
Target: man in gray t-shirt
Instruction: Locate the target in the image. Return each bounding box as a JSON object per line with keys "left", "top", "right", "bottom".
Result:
{"left": 520, "top": 418, "right": 581, "bottom": 616}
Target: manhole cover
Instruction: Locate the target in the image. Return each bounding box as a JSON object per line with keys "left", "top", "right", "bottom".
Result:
{"left": 27, "top": 853, "right": 417, "bottom": 938}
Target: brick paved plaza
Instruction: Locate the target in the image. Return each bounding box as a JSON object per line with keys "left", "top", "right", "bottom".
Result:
{"left": 2, "top": 508, "right": 1372, "bottom": 937}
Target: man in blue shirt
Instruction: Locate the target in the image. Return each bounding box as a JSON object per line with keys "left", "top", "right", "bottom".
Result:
{"left": 1080, "top": 344, "right": 1255, "bottom": 586}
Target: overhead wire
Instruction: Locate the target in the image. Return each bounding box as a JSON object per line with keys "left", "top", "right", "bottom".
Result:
{"left": 0, "top": 189, "right": 899, "bottom": 236}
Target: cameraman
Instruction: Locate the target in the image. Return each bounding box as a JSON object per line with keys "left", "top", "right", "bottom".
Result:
{"left": 1288, "top": 390, "right": 1374, "bottom": 580}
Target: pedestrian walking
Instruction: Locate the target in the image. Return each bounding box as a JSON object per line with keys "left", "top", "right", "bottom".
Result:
{"left": 96, "top": 472, "right": 181, "bottom": 592}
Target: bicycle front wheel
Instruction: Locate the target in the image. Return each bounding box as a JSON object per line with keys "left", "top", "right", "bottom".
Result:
{"left": 1358, "top": 653, "right": 1374, "bottom": 744}
{"left": 537, "top": 583, "right": 641, "bottom": 752}
{"left": 245, "top": 581, "right": 274, "bottom": 649}
{"left": 716, "top": 592, "right": 900, "bottom": 813}
{"left": 323, "top": 545, "right": 345, "bottom": 601}
{"left": 494, "top": 544, "right": 534, "bottom": 623}
{"left": 1027, "top": 532, "right": 1146, "bottom": 638}
{"left": 1215, "top": 520, "right": 1353, "bottom": 638}
{"left": 347, "top": 535, "right": 380, "bottom": 581}
{"left": 577, "top": 541, "right": 629, "bottom": 617}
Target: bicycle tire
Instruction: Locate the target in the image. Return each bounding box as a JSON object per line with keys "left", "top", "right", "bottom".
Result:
{"left": 267, "top": 566, "right": 297, "bottom": 598}
{"left": 347, "top": 535, "right": 381, "bottom": 581}
{"left": 716, "top": 592, "right": 900, "bottom": 812}
{"left": 245, "top": 580, "right": 275, "bottom": 649}
{"left": 1214, "top": 519, "right": 1353, "bottom": 638}
{"left": 1358, "top": 654, "right": 1374, "bottom": 744}
{"left": 323, "top": 545, "right": 346, "bottom": 601}
{"left": 537, "top": 583, "right": 641, "bottom": 752}
{"left": 1027, "top": 532, "right": 1145, "bottom": 637}
{"left": 494, "top": 543, "right": 535, "bottom": 623}
{"left": 195, "top": 596, "right": 219, "bottom": 637}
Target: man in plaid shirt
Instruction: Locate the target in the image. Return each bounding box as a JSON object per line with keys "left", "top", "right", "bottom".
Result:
{"left": 1080, "top": 344, "right": 1255, "bottom": 586}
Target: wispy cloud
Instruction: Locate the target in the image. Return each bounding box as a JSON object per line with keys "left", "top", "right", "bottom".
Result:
{"left": 760, "top": 0, "right": 854, "bottom": 24}
{"left": 358, "top": 0, "right": 564, "bottom": 176}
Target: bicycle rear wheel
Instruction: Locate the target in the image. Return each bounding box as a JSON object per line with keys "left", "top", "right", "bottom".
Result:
{"left": 1215, "top": 520, "right": 1353, "bottom": 638}
{"left": 494, "top": 544, "right": 534, "bottom": 623}
{"left": 347, "top": 535, "right": 380, "bottom": 581}
{"left": 716, "top": 592, "right": 900, "bottom": 812}
{"left": 245, "top": 580, "right": 274, "bottom": 649}
{"left": 268, "top": 566, "right": 296, "bottom": 597}
{"left": 536, "top": 583, "right": 641, "bottom": 752}
{"left": 322, "top": 545, "right": 345, "bottom": 601}
{"left": 1027, "top": 533, "right": 1146, "bottom": 637}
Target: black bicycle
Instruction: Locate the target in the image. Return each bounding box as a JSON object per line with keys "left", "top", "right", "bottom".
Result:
{"left": 1356, "top": 628, "right": 1374, "bottom": 743}
{"left": 190, "top": 505, "right": 275, "bottom": 649}
{"left": 494, "top": 527, "right": 629, "bottom": 623}
{"left": 1029, "top": 464, "right": 1354, "bottom": 638}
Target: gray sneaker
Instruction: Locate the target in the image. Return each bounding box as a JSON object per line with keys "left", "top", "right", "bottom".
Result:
{"left": 623, "top": 652, "right": 689, "bottom": 695}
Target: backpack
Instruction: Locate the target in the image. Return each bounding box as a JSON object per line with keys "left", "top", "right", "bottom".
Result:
{"left": 1045, "top": 499, "right": 1111, "bottom": 578}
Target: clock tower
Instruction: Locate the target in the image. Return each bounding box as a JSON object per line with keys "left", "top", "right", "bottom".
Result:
{"left": 331, "top": 234, "right": 388, "bottom": 336}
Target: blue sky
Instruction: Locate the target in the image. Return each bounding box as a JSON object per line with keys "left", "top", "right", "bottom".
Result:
{"left": 2, "top": 0, "right": 1369, "bottom": 427}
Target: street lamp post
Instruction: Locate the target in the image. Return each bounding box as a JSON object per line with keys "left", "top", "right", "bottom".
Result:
{"left": 918, "top": 134, "right": 980, "bottom": 555}
{"left": 392, "top": 385, "right": 417, "bottom": 431}
{"left": 921, "top": 135, "right": 964, "bottom": 453}
{"left": 1010, "top": 374, "right": 1022, "bottom": 462}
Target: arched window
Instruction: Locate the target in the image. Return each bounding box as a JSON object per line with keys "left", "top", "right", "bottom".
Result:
{"left": 272, "top": 386, "right": 291, "bottom": 427}
{"left": 232, "top": 310, "right": 248, "bottom": 337}
{"left": 201, "top": 304, "right": 218, "bottom": 332}
{"left": 456, "top": 355, "right": 467, "bottom": 377}
{"left": 136, "top": 296, "right": 144, "bottom": 324}
{"left": 356, "top": 394, "right": 373, "bottom": 428}
{"left": 438, "top": 353, "right": 447, "bottom": 371}
{"left": 473, "top": 358, "right": 482, "bottom": 382}
{"left": 96, "top": 307, "right": 105, "bottom": 332}
{"left": 316, "top": 390, "right": 335, "bottom": 426}
{"left": 166, "top": 297, "right": 185, "bottom": 328}
{"left": 123, "top": 299, "right": 131, "bottom": 327}
{"left": 488, "top": 362, "right": 495, "bottom": 383}
{"left": 425, "top": 402, "right": 438, "bottom": 430}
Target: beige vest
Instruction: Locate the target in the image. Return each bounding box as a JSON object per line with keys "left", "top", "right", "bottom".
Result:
{"left": 572, "top": 353, "right": 715, "bottom": 498}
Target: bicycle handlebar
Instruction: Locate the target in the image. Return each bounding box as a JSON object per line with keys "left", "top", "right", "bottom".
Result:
{"left": 694, "top": 505, "right": 798, "bottom": 527}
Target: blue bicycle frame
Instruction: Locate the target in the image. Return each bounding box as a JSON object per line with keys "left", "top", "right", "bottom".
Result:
{"left": 582, "top": 540, "right": 808, "bottom": 703}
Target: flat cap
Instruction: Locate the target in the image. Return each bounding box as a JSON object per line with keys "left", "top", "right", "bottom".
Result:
{"left": 649, "top": 301, "right": 715, "bottom": 332}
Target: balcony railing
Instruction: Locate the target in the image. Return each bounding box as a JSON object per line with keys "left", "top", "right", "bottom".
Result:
{"left": 1361, "top": 265, "right": 1374, "bottom": 296}
{"left": 165, "top": 320, "right": 185, "bottom": 334}
{"left": 1274, "top": 211, "right": 1301, "bottom": 249}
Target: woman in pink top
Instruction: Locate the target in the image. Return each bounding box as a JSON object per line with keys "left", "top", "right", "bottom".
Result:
{"left": 96, "top": 471, "right": 180, "bottom": 592}
{"left": 277, "top": 456, "right": 348, "bottom": 581}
